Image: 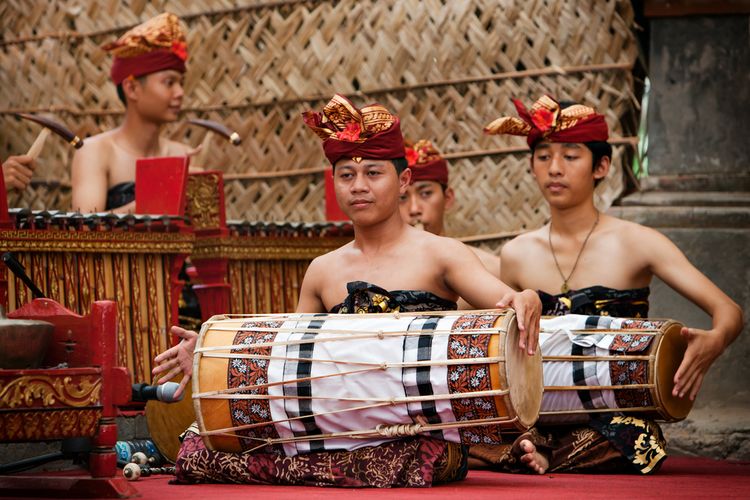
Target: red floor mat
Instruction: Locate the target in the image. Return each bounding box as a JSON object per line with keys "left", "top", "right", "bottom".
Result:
{"left": 7, "top": 456, "right": 750, "bottom": 500}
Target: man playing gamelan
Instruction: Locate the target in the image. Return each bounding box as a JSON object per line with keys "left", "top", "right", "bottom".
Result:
{"left": 152, "top": 94, "right": 544, "bottom": 486}
{"left": 472, "top": 94, "right": 743, "bottom": 474}
{"left": 71, "top": 12, "right": 199, "bottom": 213}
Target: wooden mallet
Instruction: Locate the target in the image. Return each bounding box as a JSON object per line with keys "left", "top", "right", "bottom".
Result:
{"left": 187, "top": 118, "right": 241, "bottom": 168}
{"left": 16, "top": 113, "right": 84, "bottom": 160}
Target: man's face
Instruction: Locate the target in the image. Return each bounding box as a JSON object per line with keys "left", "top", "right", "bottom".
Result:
{"left": 399, "top": 180, "right": 454, "bottom": 235}
{"left": 128, "top": 70, "right": 185, "bottom": 123}
{"left": 531, "top": 141, "right": 608, "bottom": 208}
{"left": 333, "top": 159, "right": 410, "bottom": 226}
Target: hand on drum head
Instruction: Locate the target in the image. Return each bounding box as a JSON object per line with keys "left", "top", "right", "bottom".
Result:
{"left": 152, "top": 326, "right": 198, "bottom": 399}
{"left": 673, "top": 326, "right": 725, "bottom": 401}
{"left": 497, "top": 289, "right": 541, "bottom": 356}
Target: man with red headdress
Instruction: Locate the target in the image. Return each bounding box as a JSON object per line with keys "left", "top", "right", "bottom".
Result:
{"left": 295, "top": 94, "right": 532, "bottom": 316}
{"left": 153, "top": 94, "right": 543, "bottom": 487}
{"left": 71, "top": 12, "right": 198, "bottom": 213}
{"left": 473, "top": 95, "right": 743, "bottom": 474}
{"left": 400, "top": 139, "right": 501, "bottom": 292}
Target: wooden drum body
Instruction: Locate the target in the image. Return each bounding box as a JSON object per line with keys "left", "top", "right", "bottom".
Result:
{"left": 539, "top": 315, "right": 694, "bottom": 424}
{"left": 194, "top": 311, "right": 542, "bottom": 456}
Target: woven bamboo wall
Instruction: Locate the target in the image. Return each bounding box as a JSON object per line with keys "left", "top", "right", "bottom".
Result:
{"left": 0, "top": 0, "right": 640, "bottom": 243}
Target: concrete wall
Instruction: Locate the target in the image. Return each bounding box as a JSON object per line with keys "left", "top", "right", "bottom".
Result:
{"left": 648, "top": 16, "right": 750, "bottom": 177}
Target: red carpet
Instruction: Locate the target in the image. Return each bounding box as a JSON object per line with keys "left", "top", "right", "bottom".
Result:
{"left": 9, "top": 456, "right": 750, "bottom": 499}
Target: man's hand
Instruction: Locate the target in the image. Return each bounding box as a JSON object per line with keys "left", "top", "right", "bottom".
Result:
{"left": 152, "top": 326, "right": 198, "bottom": 399}
{"left": 2, "top": 155, "right": 36, "bottom": 190}
{"left": 497, "top": 289, "right": 542, "bottom": 356}
{"left": 673, "top": 326, "right": 725, "bottom": 401}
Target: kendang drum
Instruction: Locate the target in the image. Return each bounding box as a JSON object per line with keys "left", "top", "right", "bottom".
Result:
{"left": 193, "top": 310, "right": 543, "bottom": 456}
{"left": 538, "top": 315, "right": 694, "bottom": 424}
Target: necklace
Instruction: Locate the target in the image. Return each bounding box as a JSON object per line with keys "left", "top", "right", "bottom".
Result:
{"left": 548, "top": 211, "right": 600, "bottom": 293}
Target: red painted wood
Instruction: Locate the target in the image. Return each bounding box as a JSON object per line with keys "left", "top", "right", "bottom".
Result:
{"left": 1, "top": 298, "right": 134, "bottom": 494}
{"left": 324, "top": 168, "right": 349, "bottom": 221}
{"left": 135, "top": 156, "right": 190, "bottom": 216}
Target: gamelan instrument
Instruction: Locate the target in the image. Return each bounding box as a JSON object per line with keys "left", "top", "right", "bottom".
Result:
{"left": 193, "top": 310, "right": 543, "bottom": 456}
{"left": 0, "top": 209, "right": 192, "bottom": 383}
{"left": 538, "top": 314, "right": 693, "bottom": 424}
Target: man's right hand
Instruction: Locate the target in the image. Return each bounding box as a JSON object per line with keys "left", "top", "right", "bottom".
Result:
{"left": 497, "top": 289, "right": 542, "bottom": 356}
{"left": 2, "top": 155, "right": 36, "bottom": 190}
{"left": 152, "top": 326, "right": 198, "bottom": 399}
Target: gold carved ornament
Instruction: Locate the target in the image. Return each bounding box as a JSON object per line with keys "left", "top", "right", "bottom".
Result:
{"left": 0, "top": 375, "right": 102, "bottom": 409}
{"left": 186, "top": 173, "right": 222, "bottom": 231}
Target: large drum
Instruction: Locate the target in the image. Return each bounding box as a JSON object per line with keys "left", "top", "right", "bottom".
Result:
{"left": 193, "top": 310, "right": 542, "bottom": 456}
{"left": 538, "top": 315, "right": 693, "bottom": 424}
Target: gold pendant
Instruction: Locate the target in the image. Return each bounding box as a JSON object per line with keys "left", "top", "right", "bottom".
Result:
{"left": 561, "top": 282, "right": 569, "bottom": 293}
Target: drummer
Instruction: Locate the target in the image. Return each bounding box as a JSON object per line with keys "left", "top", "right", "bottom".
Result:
{"left": 153, "top": 94, "right": 543, "bottom": 486}
{"left": 71, "top": 12, "right": 199, "bottom": 213}
{"left": 478, "top": 95, "right": 743, "bottom": 474}
{"left": 399, "top": 139, "right": 501, "bottom": 282}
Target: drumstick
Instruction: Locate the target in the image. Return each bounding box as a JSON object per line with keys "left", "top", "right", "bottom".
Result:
{"left": 187, "top": 118, "right": 241, "bottom": 167}
{"left": 16, "top": 113, "right": 84, "bottom": 160}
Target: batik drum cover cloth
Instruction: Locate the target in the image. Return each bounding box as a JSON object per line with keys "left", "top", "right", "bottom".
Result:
{"left": 538, "top": 314, "right": 693, "bottom": 424}
{"left": 193, "top": 311, "right": 542, "bottom": 456}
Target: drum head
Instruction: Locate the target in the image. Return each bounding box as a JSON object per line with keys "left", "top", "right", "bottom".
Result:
{"left": 502, "top": 313, "right": 543, "bottom": 429}
{"left": 654, "top": 321, "right": 693, "bottom": 421}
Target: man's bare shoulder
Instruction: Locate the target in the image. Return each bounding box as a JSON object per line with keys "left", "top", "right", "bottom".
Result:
{"left": 500, "top": 227, "right": 545, "bottom": 260}
{"left": 601, "top": 214, "right": 667, "bottom": 245}
{"left": 75, "top": 130, "right": 117, "bottom": 154}
{"left": 469, "top": 245, "right": 501, "bottom": 276}
{"left": 309, "top": 241, "right": 355, "bottom": 268}
{"left": 72, "top": 130, "right": 117, "bottom": 166}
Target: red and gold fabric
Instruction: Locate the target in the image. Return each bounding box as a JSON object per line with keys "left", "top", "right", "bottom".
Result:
{"left": 405, "top": 139, "right": 449, "bottom": 185}
{"left": 303, "top": 94, "right": 405, "bottom": 165}
{"left": 484, "top": 95, "right": 609, "bottom": 147}
{"left": 102, "top": 12, "right": 188, "bottom": 84}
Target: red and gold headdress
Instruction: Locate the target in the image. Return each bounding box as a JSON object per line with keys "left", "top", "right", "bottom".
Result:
{"left": 484, "top": 95, "right": 609, "bottom": 147}
{"left": 103, "top": 12, "right": 188, "bottom": 85}
{"left": 405, "top": 139, "right": 449, "bottom": 185}
{"left": 303, "top": 94, "right": 405, "bottom": 166}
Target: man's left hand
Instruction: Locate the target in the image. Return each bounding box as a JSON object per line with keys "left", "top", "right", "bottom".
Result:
{"left": 673, "top": 327, "right": 725, "bottom": 401}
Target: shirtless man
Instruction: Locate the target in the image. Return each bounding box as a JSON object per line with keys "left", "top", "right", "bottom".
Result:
{"left": 71, "top": 12, "right": 196, "bottom": 213}
{"left": 399, "top": 139, "right": 500, "bottom": 279}
{"left": 484, "top": 95, "right": 743, "bottom": 474}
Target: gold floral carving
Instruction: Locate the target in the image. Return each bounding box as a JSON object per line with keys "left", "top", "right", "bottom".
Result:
{"left": 0, "top": 230, "right": 194, "bottom": 254}
{"left": 0, "top": 409, "right": 100, "bottom": 440}
{"left": 0, "top": 375, "right": 102, "bottom": 409}
{"left": 187, "top": 174, "right": 222, "bottom": 230}
{"left": 192, "top": 236, "right": 352, "bottom": 260}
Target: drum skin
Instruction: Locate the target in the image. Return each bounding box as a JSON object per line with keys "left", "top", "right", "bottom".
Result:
{"left": 653, "top": 320, "right": 692, "bottom": 421}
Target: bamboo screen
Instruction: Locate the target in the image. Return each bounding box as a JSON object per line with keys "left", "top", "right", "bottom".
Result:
{"left": 0, "top": 0, "right": 640, "bottom": 249}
